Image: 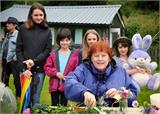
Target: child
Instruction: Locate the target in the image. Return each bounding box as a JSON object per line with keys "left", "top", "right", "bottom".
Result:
{"left": 44, "top": 28, "right": 80, "bottom": 106}
{"left": 79, "top": 29, "right": 101, "bottom": 63}
{"left": 113, "top": 36, "right": 140, "bottom": 92}
{"left": 82, "top": 29, "right": 101, "bottom": 60}
{"left": 113, "top": 36, "right": 141, "bottom": 75}
{"left": 113, "top": 36, "right": 132, "bottom": 70}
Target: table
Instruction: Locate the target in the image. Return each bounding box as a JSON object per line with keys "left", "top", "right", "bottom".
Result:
{"left": 101, "top": 107, "right": 143, "bottom": 114}
{"left": 125, "top": 108, "right": 143, "bottom": 114}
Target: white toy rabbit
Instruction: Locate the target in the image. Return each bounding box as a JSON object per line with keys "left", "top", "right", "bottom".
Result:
{"left": 128, "top": 33, "right": 160, "bottom": 90}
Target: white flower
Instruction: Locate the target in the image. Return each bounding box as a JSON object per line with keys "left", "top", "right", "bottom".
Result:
{"left": 120, "top": 87, "right": 126, "bottom": 91}
{"left": 132, "top": 100, "right": 139, "bottom": 108}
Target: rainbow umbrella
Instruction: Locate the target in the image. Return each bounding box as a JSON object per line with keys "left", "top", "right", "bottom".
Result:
{"left": 19, "top": 74, "right": 32, "bottom": 113}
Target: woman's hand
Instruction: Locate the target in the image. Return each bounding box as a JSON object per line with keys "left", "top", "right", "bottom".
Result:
{"left": 84, "top": 91, "right": 96, "bottom": 107}
{"left": 22, "top": 70, "right": 32, "bottom": 78}
{"left": 105, "top": 88, "right": 117, "bottom": 98}
{"left": 23, "top": 59, "right": 34, "bottom": 69}
{"left": 56, "top": 72, "right": 66, "bottom": 80}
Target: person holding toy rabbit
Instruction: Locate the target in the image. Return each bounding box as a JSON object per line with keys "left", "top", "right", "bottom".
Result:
{"left": 113, "top": 34, "right": 160, "bottom": 91}
{"left": 127, "top": 34, "right": 160, "bottom": 90}
{"left": 113, "top": 36, "right": 141, "bottom": 92}
{"left": 113, "top": 36, "right": 144, "bottom": 75}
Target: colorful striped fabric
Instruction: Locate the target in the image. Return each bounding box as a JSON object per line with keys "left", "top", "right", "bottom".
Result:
{"left": 19, "top": 74, "right": 32, "bottom": 113}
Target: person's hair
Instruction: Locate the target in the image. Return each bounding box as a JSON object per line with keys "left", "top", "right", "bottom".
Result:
{"left": 25, "top": 2, "right": 48, "bottom": 29}
{"left": 87, "top": 41, "right": 112, "bottom": 60}
{"left": 113, "top": 37, "right": 132, "bottom": 57}
{"left": 82, "top": 29, "right": 101, "bottom": 59}
{"left": 56, "top": 28, "right": 71, "bottom": 46}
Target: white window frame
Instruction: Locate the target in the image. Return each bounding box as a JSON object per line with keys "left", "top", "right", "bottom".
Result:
{"left": 50, "top": 28, "right": 55, "bottom": 45}
{"left": 75, "top": 28, "right": 82, "bottom": 44}
{"left": 109, "top": 28, "right": 120, "bottom": 48}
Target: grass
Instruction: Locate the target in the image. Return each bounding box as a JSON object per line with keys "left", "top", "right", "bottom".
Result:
{"left": 9, "top": 75, "right": 51, "bottom": 105}
{"left": 40, "top": 76, "right": 51, "bottom": 105}
{"left": 8, "top": 74, "right": 160, "bottom": 110}
{"left": 137, "top": 87, "right": 160, "bottom": 105}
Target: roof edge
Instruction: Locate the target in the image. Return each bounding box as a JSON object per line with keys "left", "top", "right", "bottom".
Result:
{"left": 12, "top": 4, "right": 121, "bottom": 9}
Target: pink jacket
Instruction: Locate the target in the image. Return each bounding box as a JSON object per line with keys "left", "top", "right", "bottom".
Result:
{"left": 44, "top": 49, "right": 80, "bottom": 92}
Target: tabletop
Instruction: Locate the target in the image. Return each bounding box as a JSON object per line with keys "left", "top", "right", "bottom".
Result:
{"left": 101, "top": 107, "right": 143, "bottom": 114}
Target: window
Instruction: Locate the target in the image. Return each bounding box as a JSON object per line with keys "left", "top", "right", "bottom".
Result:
{"left": 109, "top": 28, "right": 120, "bottom": 48}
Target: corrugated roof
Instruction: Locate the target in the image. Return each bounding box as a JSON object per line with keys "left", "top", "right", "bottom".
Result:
{"left": 0, "top": 4, "right": 121, "bottom": 25}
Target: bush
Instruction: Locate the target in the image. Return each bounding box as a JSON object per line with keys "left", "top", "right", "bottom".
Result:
{"left": 126, "top": 22, "right": 140, "bottom": 38}
{"left": 121, "top": 5, "right": 131, "bottom": 18}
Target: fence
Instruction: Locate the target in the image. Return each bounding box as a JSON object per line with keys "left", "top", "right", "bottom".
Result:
{"left": 149, "top": 46, "right": 160, "bottom": 70}
{"left": 0, "top": 41, "right": 2, "bottom": 81}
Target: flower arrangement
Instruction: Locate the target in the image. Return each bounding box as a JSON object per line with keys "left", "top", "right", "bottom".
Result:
{"left": 113, "top": 87, "right": 132, "bottom": 101}
{"left": 94, "top": 87, "right": 134, "bottom": 114}
{"left": 112, "top": 87, "right": 132, "bottom": 114}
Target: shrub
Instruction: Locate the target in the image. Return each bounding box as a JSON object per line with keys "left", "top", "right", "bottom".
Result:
{"left": 126, "top": 22, "right": 140, "bottom": 38}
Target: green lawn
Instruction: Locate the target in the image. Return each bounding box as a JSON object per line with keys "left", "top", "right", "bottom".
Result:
{"left": 40, "top": 76, "right": 51, "bottom": 105}
{"left": 137, "top": 87, "right": 160, "bottom": 105}
{"left": 8, "top": 74, "right": 160, "bottom": 109}
{"left": 9, "top": 75, "right": 51, "bottom": 105}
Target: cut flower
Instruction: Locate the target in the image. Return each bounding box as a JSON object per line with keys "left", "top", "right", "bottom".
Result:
{"left": 113, "top": 87, "right": 132, "bottom": 101}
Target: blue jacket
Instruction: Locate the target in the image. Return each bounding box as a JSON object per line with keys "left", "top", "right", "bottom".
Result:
{"left": 64, "top": 60, "right": 137, "bottom": 106}
{"left": 0, "top": 30, "right": 18, "bottom": 62}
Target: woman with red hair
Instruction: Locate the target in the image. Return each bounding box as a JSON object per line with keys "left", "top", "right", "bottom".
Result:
{"left": 64, "top": 41, "right": 137, "bottom": 107}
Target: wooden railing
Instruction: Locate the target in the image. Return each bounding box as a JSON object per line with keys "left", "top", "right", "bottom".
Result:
{"left": 148, "top": 46, "right": 160, "bottom": 70}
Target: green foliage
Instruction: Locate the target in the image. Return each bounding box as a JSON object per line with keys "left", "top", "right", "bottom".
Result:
{"left": 137, "top": 87, "right": 160, "bottom": 106}
{"left": 135, "top": 1, "right": 159, "bottom": 11}
{"left": 126, "top": 22, "right": 140, "bottom": 39}
{"left": 108, "top": 1, "right": 158, "bottom": 39}
{"left": 41, "top": 76, "right": 51, "bottom": 105}
{"left": 1, "top": 0, "right": 107, "bottom": 10}
{"left": 120, "top": 1, "right": 159, "bottom": 39}
{"left": 31, "top": 104, "right": 117, "bottom": 114}
{"left": 121, "top": 5, "right": 131, "bottom": 18}
{"left": 31, "top": 104, "right": 72, "bottom": 113}
{"left": 1, "top": 1, "right": 26, "bottom": 11}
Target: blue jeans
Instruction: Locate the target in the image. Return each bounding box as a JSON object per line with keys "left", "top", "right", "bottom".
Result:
{"left": 32, "top": 72, "right": 45, "bottom": 106}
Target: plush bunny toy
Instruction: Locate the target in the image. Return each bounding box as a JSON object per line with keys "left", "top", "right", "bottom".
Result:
{"left": 128, "top": 33, "right": 160, "bottom": 90}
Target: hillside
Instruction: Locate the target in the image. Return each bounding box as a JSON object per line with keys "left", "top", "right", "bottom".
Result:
{"left": 119, "top": 2, "right": 159, "bottom": 40}
{"left": 119, "top": 1, "right": 159, "bottom": 69}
